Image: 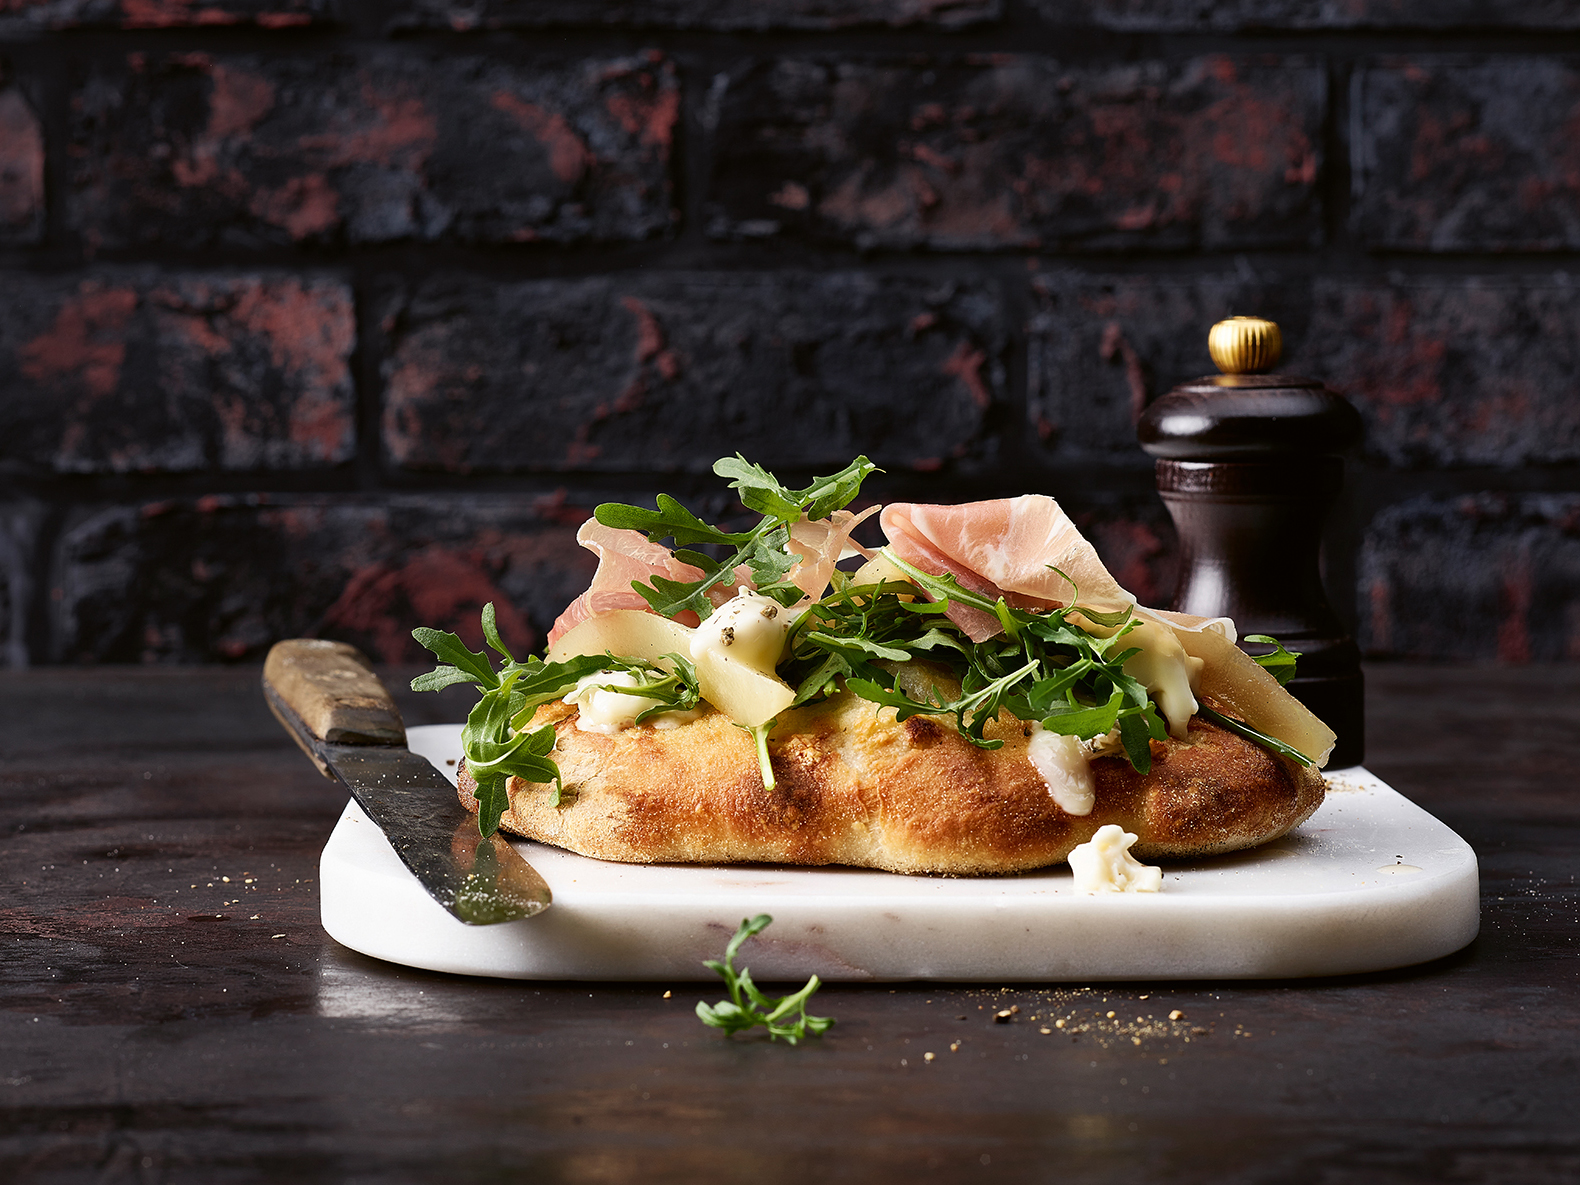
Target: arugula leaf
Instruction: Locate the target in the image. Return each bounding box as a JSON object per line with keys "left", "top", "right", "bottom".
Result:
{"left": 595, "top": 493, "right": 748, "bottom": 549}
{"left": 632, "top": 573, "right": 718, "bottom": 622}
{"left": 409, "top": 664, "right": 483, "bottom": 693}
{"left": 1038, "top": 688, "right": 1126, "bottom": 740}
{"left": 470, "top": 773, "right": 511, "bottom": 838}
{"left": 411, "top": 627, "right": 498, "bottom": 689}
{"left": 803, "top": 631, "right": 913, "bottom": 663}
{"left": 595, "top": 455, "right": 880, "bottom": 623}
{"left": 412, "top": 605, "right": 705, "bottom": 835}
{"left": 1245, "top": 634, "right": 1301, "bottom": 686}
{"left": 696, "top": 914, "right": 834, "bottom": 1044}
{"left": 505, "top": 654, "right": 612, "bottom": 729}
{"left": 713, "top": 455, "right": 806, "bottom": 522}
{"left": 480, "top": 602, "right": 514, "bottom": 663}
{"left": 714, "top": 454, "right": 878, "bottom": 523}
{"left": 844, "top": 677, "right": 945, "bottom": 723}
{"left": 456, "top": 671, "right": 564, "bottom": 833}
{"left": 1196, "top": 703, "right": 1313, "bottom": 767}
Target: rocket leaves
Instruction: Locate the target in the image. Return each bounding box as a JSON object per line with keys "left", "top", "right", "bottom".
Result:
{"left": 413, "top": 457, "right": 1316, "bottom": 842}
{"left": 411, "top": 605, "right": 698, "bottom": 835}
{"left": 594, "top": 454, "right": 879, "bottom": 620}
{"left": 696, "top": 914, "right": 834, "bottom": 1044}
{"left": 1245, "top": 634, "right": 1301, "bottom": 686}
{"left": 779, "top": 552, "right": 1171, "bottom": 764}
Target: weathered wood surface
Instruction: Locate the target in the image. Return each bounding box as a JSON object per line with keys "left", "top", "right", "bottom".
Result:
{"left": 2, "top": 665, "right": 1576, "bottom": 1183}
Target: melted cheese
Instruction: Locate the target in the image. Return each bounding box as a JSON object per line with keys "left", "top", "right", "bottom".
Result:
{"left": 563, "top": 670, "right": 698, "bottom": 734}
{"left": 1026, "top": 725, "right": 1095, "bottom": 816}
{"left": 689, "top": 589, "right": 792, "bottom": 675}
{"left": 1118, "top": 616, "right": 1205, "bottom": 739}
{"left": 1067, "top": 825, "right": 1163, "bottom": 894}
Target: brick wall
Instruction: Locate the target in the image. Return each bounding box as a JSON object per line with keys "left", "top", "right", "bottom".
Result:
{"left": 3, "top": 2, "right": 1578, "bottom": 666}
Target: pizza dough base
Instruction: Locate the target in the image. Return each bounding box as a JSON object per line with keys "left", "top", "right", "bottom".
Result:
{"left": 456, "top": 692, "right": 1325, "bottom": 876}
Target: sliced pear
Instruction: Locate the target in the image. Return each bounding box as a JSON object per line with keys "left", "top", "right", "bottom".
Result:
{"left": 546, "top": 610, "right": 695, "bottom": 670}
{"left": 1150, "top": 609, "right": 1337, "bottom": 768}
{"left": 692, "top": 646, "right": 795, "bottom": 728}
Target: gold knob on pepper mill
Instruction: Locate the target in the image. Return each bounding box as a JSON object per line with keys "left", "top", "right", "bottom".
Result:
{"left": 1208, "top": 316, "right": 1282, "bottom": 375}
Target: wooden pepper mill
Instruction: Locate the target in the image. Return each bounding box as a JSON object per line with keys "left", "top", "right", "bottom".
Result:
{"left": 1136, "top": 316, "right": 1365, "bottom": 767}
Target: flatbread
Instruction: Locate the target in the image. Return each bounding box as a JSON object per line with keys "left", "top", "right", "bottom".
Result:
{"left": 457, "top": 692, "right": 1324, "bottom": 876}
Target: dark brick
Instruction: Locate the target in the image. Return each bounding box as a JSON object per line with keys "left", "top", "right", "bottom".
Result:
{"left": 0, "top": 82, "right": 44, "bottom": 245}
{"left": 0, "top": 0, "right": 327, "bottom": 34}
{"left": 1355, "top": 59, "right": 1580, "bottom": 251}
{"left": 389, "top": 0, "right": 998, "bottom": 30}
{"left": 1030, "top": 272, "right": 1580, "bottom": 470}
{"left": 1027, "top": 271, "right": 1307, "bottom": 461}
{"left": 707, "top": 56, "right": 1324, "bottom": 251}
{"left": 381, "top": 271, "right": 1005, "bottom": 475}
{"left": 1360, "top": 494, "right": 1580, "bottom": 662}
{"left": 0, "top": 272, "right": 355, "bottom": 474}
{"left": 0, "top": 502, "right": 38, "bottom": 669}
{"left": 50, "top": 490, "right": 1180, "bottom": 665}
{"left": 1300, "top": 277, "right": 1580, "bottom": 468}
{"left": 54, "top": 494, "right": 603, "bottom": 664}
{"left": 69, "top": 51, "right": 676, "bottom": 250}
{"left": 1034, "top": 0, "right": 1580, "bottom": 29}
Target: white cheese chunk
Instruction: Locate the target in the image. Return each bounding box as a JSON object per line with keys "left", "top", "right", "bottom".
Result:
{"left": 1118, "top": 617, "right": 1205, "bottom": 739}
{"left": 1026, "top": 725, "right": 1096, "bottom": 816}
{"left": 563, "top": 670, "right": 696, "bottom": 734}
{"left": 1067, "top": 825, "right": 1163, "bottom": 894}
{"left": 689, "top": 589, "right": 791, "bottom": 675}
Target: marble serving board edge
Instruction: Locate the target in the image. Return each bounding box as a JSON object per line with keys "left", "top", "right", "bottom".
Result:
{"left": 317, "top": 725, "right": 1480, "bottom": 982}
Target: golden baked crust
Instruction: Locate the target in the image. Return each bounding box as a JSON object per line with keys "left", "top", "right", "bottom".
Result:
{"left": 456, "top": 693, "right": 1325, "bottom": 876}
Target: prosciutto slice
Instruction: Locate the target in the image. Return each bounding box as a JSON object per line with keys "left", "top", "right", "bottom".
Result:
{"left": 880, "top": 496, "right": 1134, "bottom": 642}
{"left": 785, "top": 505, "right": 881, "bottom": 601}
{"left": 546, "top": 522, "right": 708, "bottom": 646}
{"left": 546, "top": 521, "right": 758, "bottom": 647}
{"left": 880, "top": 495, "right": 1336, "bottom": 766}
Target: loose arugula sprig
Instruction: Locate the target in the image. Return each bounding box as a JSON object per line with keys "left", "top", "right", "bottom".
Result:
{"left": 696, "top": 915, "right": 834, "bottom": 1045}
{"left": 593, "top": 454, "right": 879, "bottom": 620}
{"left": 411, "top": 604, "right": 701, "bottom": 835}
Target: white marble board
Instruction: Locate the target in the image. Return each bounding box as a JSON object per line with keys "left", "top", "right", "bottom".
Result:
{"left": 319, "top": 724, "right": 1480, "bottom": 982}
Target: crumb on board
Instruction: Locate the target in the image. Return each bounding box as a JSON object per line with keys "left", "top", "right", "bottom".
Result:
{"left": 947, "top": 987, "right": 1220, "bottom": 1050}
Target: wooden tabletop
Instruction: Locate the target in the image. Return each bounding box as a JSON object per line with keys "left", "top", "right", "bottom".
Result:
{"left": 3, "top": 664, "right": 1576, "bottom": 1182}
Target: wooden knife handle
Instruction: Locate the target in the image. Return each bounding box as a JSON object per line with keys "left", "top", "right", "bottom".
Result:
{"left": 263, "top": 639, "right": 406, "bottom": 747}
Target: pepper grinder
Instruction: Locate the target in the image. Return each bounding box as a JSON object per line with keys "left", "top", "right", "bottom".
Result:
{"left": 1136, "top": 317, "right": 1365, "bottom": 767}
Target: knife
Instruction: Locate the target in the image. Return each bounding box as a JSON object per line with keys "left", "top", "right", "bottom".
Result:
{"left": 262, "top": 638, "right": 551, "bottom": 925}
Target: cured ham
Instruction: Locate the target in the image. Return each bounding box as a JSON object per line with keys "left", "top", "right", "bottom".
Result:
{"left": 880, "top": 495, "right": 1335, "bottom": 766}
{"left": 546, "top": 522, "right": 707, "bottom": 646}
{"left": 547, "top": 521, "right": 757, "bottom": 647}
{"left": 785, "top": 505, "right": 880, "bottom": 601}
{"left": 551, "top": 507, "right": 879, "bottom": 647}
{"left": 880, "top": 495, "right": 1134, "bottom": 642}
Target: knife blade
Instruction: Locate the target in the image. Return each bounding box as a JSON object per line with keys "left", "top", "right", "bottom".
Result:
{"left": 262, "top": 638, "right": 551, "bottom": 925}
